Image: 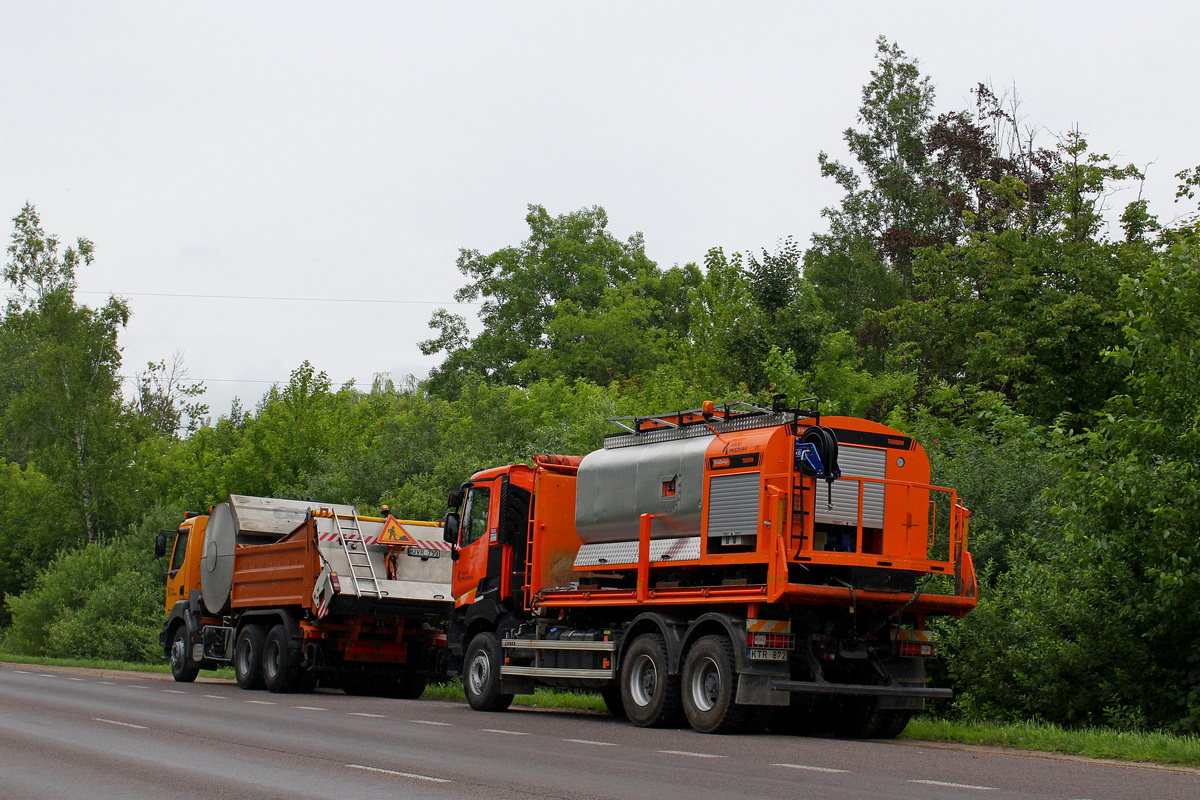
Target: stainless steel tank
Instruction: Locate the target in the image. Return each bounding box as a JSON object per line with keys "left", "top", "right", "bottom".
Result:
{"left": 575, "top": 435, "right": 711, "bottom": 544}
{"left": 199, "top": 495, "right": 359, "bottom": 614}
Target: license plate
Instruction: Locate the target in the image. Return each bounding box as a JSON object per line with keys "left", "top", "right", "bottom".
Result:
{"left": 748, "top": 648, "right": 789, "bottom": 661}
{"left": 406, "top": 547, "right": 442, "bottom": 559}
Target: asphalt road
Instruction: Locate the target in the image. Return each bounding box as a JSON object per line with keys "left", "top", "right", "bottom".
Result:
{"left": 1, "top": 664, "right": 1196, "bottom": 800}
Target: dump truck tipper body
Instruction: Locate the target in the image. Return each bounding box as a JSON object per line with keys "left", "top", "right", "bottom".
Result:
{"left": 158, "top": 495, "right": 453, "bottom": 696}
{"left": 443, "top": 400, "right": 977, "bottom": 735}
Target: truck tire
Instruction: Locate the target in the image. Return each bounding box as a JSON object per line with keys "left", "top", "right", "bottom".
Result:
{"left": 393, "top": 674, "right": 427, "bottom": 700}
{"left": 234, "top": 625, "right": 266, "bottom": 690}
{"left": 464, "top": 632, "right": 513, "bottom": 712}
{"left": 601, "top": 686, "right": 627, "bottom": 719}
{"left": 170, "top": 625, "right": 199, "bottom": 683}
{"left": 681, "top": 634, "right": 757, "bottom": 734}
{"left": 831, "top": 698, "right": 912, "bottom": 739}
{"left": 620, "top": 633, "right": 683, "bottom": 728}
{"left": 767, "top": 694, "right": 830, "bottom": 736}
{"left": 262, "top": 623, "right": 303, "bottom": 693}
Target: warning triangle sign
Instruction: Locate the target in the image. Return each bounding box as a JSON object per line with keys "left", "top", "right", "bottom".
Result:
{"left": 377, "top": 515, "right": 417, "bottom": 546}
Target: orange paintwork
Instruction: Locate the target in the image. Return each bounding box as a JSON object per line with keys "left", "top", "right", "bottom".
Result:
{"left": 230, "top": 517, "right": 321, "bottom": 611}
{"left": 452, "top": 413, "right": 977, "bottom": 618}
{"left": 163, "top": 515, "right": 207, "bottom": 615}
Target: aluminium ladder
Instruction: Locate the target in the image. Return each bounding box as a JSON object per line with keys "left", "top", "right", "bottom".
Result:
{"left": 333, "top": 510, "right": 382, "bottom": 598}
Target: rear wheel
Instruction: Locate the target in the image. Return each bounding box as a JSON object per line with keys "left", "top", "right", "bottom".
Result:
{"left": 262, "top": 624, "right": 303, "bottom": 693}
{"left": 620, "top": 633, "right": 682, "bottom": 728}
{"left": 464, "top": 632, "right": 513, "bottom": 711}
{"left": 394, "top": 674, "right": 427, "bottom": 700}
{"left": 601, "top": 686, "right": 627, "bottom": 719}
{"left": 234, "top": 625, "right": 266, "bottom": 690}
{"left": 767, "top": 694, "right": 831, "bottom": 736}
{"left": 169, "top": 625, "right": 199, "bottom": 683}
{"left": 681, "top": 634, "right": 757, "bottom": 734}
{"left": 830, "top": 697, "right": 913, "bottom": 739}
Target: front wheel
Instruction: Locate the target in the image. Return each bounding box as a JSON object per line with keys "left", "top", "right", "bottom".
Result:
{"left": 464, "top": 632, "right": 513, "bottom": 711}
{"left": 619, "top": 633, "right": 682, "bottom": 727}
{"left": 234, "top": 625, "right": 266, "bottom": 690}
{"left": 681, "top": 634, "right": 757, "bottom": 734}
{"left": 169, "top": 625, "right": 199, "bottom": 683}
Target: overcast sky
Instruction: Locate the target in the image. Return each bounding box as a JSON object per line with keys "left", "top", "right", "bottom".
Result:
{"left": 3, "top": 2, "right": 1196, "bottom": 418}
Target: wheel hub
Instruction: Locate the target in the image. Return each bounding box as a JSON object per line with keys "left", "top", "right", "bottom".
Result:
{"left": 629, "top": 654, "right": 658, "bottom": 707}
{"left": 690, "top": 656, "right": 720, "bottom": 713}
{"left": 468, "top": 653, "right": 490, "bottom": 695}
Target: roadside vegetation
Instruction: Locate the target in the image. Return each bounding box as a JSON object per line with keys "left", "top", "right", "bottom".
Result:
{"left": 2, "top": 36, "right": 1200, "bottom": 753}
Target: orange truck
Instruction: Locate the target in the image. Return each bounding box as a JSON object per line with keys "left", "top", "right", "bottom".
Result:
{"left": 156, "top": 495, "right": 453, "bottom": 696}
{"left": 442, "top": 398, "right": 977, "bottom": 735}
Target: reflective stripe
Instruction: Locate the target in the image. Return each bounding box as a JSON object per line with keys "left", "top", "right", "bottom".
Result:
{"left": 747, "top": 619, "right": 792, "bottom": 634}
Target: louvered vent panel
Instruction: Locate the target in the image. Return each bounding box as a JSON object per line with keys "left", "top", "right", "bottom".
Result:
{"left": 815, "top": 446, "right": 887, "bottom": 528}
{"left": 706, "top": 472, "right": 761, "bottom": 538}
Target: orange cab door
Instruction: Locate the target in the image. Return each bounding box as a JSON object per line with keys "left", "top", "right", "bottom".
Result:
{"left": 452, "top": 478, "right": 500, "bottom": 607}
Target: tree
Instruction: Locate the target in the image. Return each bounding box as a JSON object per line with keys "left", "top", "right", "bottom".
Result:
{"left": 881, "top": 133, "right": 1152, "bottom": 423}
{"left": 804, "top": 37, "right": 956, "bottom": 332}
{"left": 421, "top": 204, "right": 682, "bottom": 393}
{"left": 0, "top": 204, "right": 135, "bottom": 542}
{"left": 687, "top": 240, "right": 828, "bottom": 395}
{"left": 131, "top": 350, "right": 209, "bottom": 437}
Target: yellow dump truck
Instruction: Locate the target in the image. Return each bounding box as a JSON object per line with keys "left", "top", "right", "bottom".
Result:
{"left": 157, "top": 495, "right": 454, "bottom": 696}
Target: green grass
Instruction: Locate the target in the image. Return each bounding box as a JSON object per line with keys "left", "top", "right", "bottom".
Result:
{"left": 5, "top": 651, "right": 1196, "bottom": 767}
{"left": 424, "top": 681, "right": 607, "bottom": 712}
{"left": 903, "top": 717, "right": 1200, "bottom": 768}
{"left": 0, "top": 652, "right": 234, "bottom": 680}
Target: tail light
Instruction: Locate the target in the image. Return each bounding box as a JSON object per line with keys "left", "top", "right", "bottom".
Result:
{"left": 898, "top": 641, "right": 936, "bottom": 658}
{"left": 747, "top": 632, "right": 794, "bottom": 649}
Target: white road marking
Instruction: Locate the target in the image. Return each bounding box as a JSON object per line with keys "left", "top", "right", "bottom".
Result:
{"left": 909, "top": 779, "right": 997, "bottom": 791}
{"left": 202, "top": 694, "right": 226, "bottom": 699}
{"left": 13, "top": 670, "right": 32, "bottom": 674}
{"left": 94, "top": 718, "right": 148, "bottom": 730}
{"left": 97, "top": 681, "right": 114, "bottom": 685}
{"left": 658, "top": 750, "right": 726, "bottom": 759}
{"left": 410, "top": 719, "right": 451, "bottom": 726}
{"left": 346, "top": 764, "right": 450, "bottom": 783}
{"left": 162, "top": 689, "right": 186, "bottom": 694}
{"left": 562, "top": 738, "right": 617, "bottom": 746}
{"left": 772, "top": 763, "right": 849, "bottom": 773}
{"left": 67, "top": 677, "right": 86, "bottom": 682}
{"left": 245, "top": 700, "right": 276, "bottom": 705}
{"left": 37, "top": 673, "right": 54, "bottom": 678}
{"left": 348, "top": 712, "right": 387, "bottom": 718}
{"left": 129, "top": 685, "right": 152, "bottom": 689}
{"left": 482, "top": 728, "right": 529, "bottom": 735}
{"left": 293, "top": 706, "right": 327, "bottom": 711}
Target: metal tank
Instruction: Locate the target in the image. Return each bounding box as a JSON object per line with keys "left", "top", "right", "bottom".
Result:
{"left": 575, "top": 434, "right": 711, "bottom": 544}
{"left": 199, "top": 495, "right": 358, "bottom": 614}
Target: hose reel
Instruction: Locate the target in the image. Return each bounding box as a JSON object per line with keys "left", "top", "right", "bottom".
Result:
{"left": 796, "top": 426, "right": 842, "bottom": 508}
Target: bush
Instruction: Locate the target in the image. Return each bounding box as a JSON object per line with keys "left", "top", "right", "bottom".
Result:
{"left": 2, "top": 535, "right": 163, "bottom": 662}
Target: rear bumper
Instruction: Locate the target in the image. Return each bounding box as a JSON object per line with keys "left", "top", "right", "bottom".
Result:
{"left": 770, "top": 679, "right": 953, "bottom": 699}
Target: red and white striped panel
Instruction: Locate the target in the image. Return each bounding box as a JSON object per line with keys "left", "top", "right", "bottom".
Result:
{"left": 746, "top": 619, "right": 792, "bottom": 634}
{"left": 316, "top": 530, "right": 451, "bottom": 550}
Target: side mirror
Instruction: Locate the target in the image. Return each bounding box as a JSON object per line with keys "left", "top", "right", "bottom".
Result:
{"left": 154, "top": 531, "right": 168, "bottom": 559}
{"left": 443, "top": 512, "right": 460, "bottom": 544}
{"left": 447, "top": 489, "right": 465, "bottom": 509}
